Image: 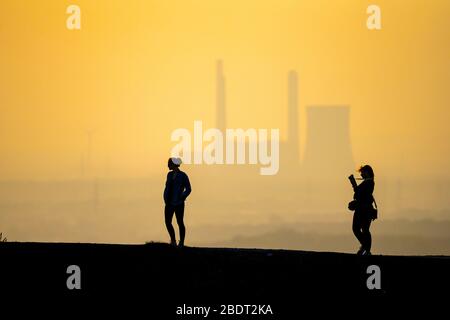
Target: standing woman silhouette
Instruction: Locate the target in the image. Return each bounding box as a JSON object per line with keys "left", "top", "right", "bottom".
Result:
{"left": 163, "top": 157, "right": 191, "bottom": 247}
{"left": 350, "top": 165, "right": 376, "bottom": 255}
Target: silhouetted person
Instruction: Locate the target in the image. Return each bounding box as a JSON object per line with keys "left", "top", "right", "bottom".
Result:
{"left": 164, "top": 157, "right": 191, "bottom": 247}
{"left": 349, "top": 165, "right": 376, "bottom": 255}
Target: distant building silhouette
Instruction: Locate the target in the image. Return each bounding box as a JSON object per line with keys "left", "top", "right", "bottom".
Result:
{"left": 211, "top": 62, "right": 355, "bottom": 180}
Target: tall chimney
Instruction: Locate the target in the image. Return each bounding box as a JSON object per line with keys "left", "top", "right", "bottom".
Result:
{"left": 216, "top": 60, "right": 226, "bottom": 132}
{"left": 288, "top": 70, "right": 300, "bottom": 164}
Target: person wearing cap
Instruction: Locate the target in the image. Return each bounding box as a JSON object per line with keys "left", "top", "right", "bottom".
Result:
{"left": 163, "top": 157, "right": 191, "bottom": 247}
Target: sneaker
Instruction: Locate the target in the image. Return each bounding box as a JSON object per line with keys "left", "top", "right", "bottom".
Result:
{"left": 178, "top": 241, "right": 184, "bottom": 248}
{"left": 356, "top": 247, "right": 364, "bottom": 255}
{"left": 362, "top": 250, "right": 372, "bottom": 256}
{"left": 170, "top": 240, "right": 177, "bottom": 246}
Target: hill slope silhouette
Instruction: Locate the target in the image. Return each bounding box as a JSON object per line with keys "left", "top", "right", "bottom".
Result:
{"left": 1, "top": 242, "right": 449, "bottom": 316}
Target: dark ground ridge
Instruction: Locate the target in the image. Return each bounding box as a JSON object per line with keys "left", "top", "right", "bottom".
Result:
{"left": 0, "top": 241, "right": 449, "bottom": 315}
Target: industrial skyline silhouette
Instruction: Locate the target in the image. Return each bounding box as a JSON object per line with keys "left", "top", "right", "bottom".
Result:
{"left": 184, "top": 60, "right": 355, "bottom": 181}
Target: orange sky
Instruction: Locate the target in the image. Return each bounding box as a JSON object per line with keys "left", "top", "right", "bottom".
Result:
{"left": 1, "top": 0, "right": 449, "bottom": 180}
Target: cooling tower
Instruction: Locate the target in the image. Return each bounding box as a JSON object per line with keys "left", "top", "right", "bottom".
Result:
{"left": 301, "top": 106, "right": 355, "bottom": 180}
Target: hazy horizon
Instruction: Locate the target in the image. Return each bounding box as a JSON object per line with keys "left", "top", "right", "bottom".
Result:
{"left": 1, "top": 1, "right": 449, "bottom": 254}
{"left": 1, "top": 176, "right": 449, "bottom": 255}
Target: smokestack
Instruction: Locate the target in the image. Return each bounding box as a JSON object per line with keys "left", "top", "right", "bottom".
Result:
{"left": 216, "top": 60, "right": 226, "bottom": 132}
{"left": 302, "top": 106, "right": 354, "bottom": 180}
{"left": 288, "top": 70, "right": 299, "bottom": 164}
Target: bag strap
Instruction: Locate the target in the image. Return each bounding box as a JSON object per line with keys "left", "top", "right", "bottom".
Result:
{"left": 372, "top": 195, "right": 378, "bottom": 209}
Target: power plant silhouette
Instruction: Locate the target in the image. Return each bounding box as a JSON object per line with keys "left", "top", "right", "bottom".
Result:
{"left": 212, "top": 59, "right": 355, "bottom": 180}
{"left": 182, "top": 60, "right": 357, "bottom": 214}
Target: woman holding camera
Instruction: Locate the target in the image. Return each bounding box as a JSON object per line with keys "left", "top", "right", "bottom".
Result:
{"left": 349, "top": 165, "right": 376, "bottom": 256}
